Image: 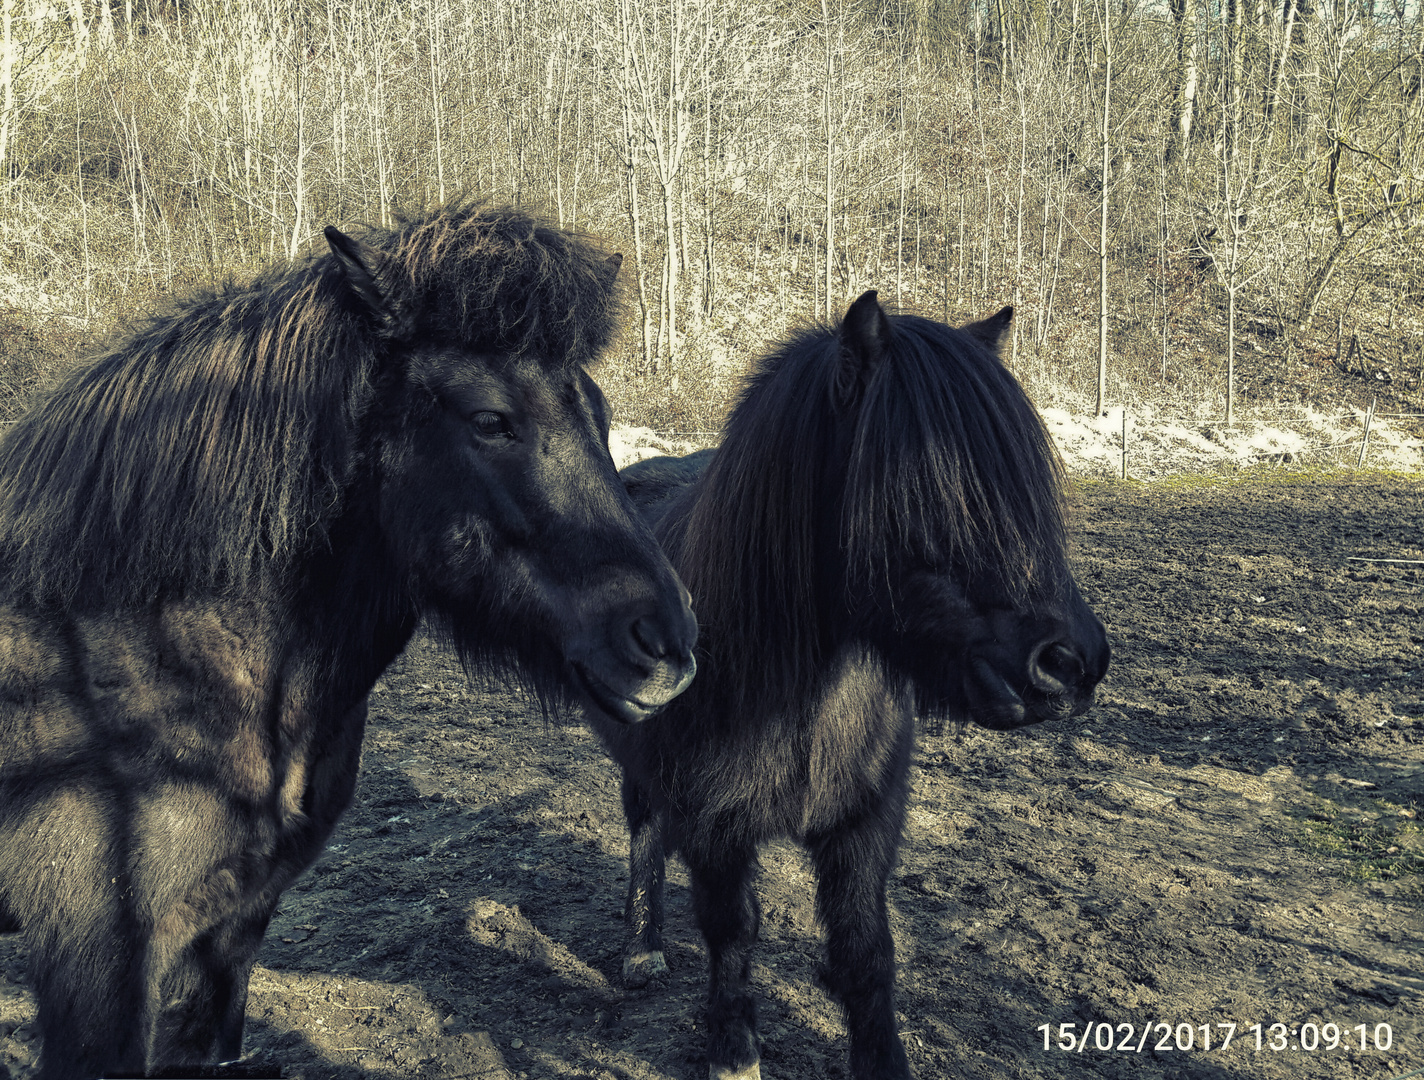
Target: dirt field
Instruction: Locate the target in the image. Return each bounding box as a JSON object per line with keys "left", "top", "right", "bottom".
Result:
{"left": 1, "top": 472, "right": 1421, "bottom": 1080}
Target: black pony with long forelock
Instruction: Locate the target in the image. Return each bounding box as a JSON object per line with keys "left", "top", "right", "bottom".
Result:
{"left": 0, "top": 203, "right": 696, "bottom": 1080}
{"left": 610, "top": 291, "right": 1109, "bottom": 1080}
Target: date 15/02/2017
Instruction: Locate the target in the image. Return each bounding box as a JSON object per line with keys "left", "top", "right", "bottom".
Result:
{"left": 1038, "top": 1020, "right": 1395, "bottom": 1054}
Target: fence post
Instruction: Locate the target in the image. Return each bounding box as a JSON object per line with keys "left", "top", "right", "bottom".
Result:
{"left": 1120, "top": 410, "right": 1128, "bottom": 480}
{"left": 1356, "top": 397, "right": 1376, "bottom": 468}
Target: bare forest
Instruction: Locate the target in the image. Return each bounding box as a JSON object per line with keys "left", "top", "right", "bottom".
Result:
{"left": 0, "top": 0, "right": 1421, "bottom": 431}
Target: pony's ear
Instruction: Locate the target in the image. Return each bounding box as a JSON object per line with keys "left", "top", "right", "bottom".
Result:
{"left": 325, "top": 225, "right": 399, "bottom": 330}
{"left": 604, "top": 253, "right": 624, "bottom": 281}
{"left": 835, "top": 289, "right": 892, "bottom": 406}
{"left": 962, "top": 305, "right": 1013, "bottom": 354}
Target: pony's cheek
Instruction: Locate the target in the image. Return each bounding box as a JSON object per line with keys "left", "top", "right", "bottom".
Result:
{"left": 394, "top": 428, "right": 539, "bottom": 547}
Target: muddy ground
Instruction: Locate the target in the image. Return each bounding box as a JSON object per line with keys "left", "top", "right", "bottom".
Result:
{"left": 1, "top": 472, "right": 1421, "bottom": 1080}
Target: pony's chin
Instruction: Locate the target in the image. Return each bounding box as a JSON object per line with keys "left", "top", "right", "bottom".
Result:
{"left": 572, "top": 663, "right": 662, "bottom": 725}
{"left": 962, "top": 658, "right": 1085, "bottom": 730}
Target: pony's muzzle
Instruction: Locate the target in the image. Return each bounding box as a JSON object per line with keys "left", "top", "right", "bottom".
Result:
{"left": 620, "top": 603, "right": 698, "bottom": 703}
{"left": 631, "top": 614, "right": 698, "bottom": 695}
{"left": 964, "top": 627, "right": 1097, "bottom": 730}
{"left": 573, "top": 590, "right": 697, "bottom": 724}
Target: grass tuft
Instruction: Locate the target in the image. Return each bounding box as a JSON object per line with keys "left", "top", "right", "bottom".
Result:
{"left": 1295, "top": 797, "right": 1424, "bottom": 902}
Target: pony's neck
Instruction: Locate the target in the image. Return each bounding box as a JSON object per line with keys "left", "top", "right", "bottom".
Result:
{"left": 288, "top": 473, "right": 421, "bottom": 697}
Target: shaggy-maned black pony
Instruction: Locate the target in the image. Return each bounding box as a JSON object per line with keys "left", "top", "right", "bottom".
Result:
{"left": 608, "top": 292, "right": 1109, "bottom": 1080}
{"left": 0, "top": 203, "right": 696, "bottom": 1080}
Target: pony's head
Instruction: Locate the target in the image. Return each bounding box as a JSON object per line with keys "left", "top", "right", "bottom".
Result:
{"left": 831, "top": 291, "right": 1107, "bottom": 729}
{"left": 322, "top": 207, "right": 698, "bottom": 721}
{"left": 678, "top": 290, "right": 1106, "bottom": 729}
{"left": 0, "top": 203, "right": 696, "bottom": 723}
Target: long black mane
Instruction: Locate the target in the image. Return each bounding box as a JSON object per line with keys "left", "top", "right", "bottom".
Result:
{"left": 0, "top": 202, "right": 622, "bottom": 610}
{"left": 674, "top": 310, "right": 1068, "bottom": 709}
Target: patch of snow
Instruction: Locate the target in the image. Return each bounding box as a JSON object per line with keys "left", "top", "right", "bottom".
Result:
{"left": 608, "top": 427, "right": 700, "bottom": 469}
{"left": 1039, "top": 407, "right": 1422, "bottom": 477}
{"left": 616, "top": 406, "right": 1424, "bottom": 479}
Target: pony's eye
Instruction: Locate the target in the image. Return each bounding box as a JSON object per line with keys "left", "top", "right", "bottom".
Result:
{"left": 471, "top": 411, "right": 514, "bottom": 439}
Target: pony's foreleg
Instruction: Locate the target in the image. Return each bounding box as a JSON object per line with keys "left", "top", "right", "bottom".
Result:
{"left": 29, "top": 925, "right": 147, "bottom": 1080}
{"left": 145, "top": 897, "right": 278, "bottom": 1066}
{"left": 806, "top": 806, "right": 912, "bottom": 1080}
{"left": 686, "top": 842, "right": 762, "bottom": 1080}
{"left": 210, "top": 902, "right": 278, "bottom": 1062}
{"left": 620, "top": 771, "right": 669, "bottom": 987}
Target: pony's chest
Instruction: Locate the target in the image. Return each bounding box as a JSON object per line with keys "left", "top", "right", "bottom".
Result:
{"left": 675, "top": 653, "right": 911, "bottom": 841}
{"left": 798, "top": 656, "right": 912, "bottom": 833}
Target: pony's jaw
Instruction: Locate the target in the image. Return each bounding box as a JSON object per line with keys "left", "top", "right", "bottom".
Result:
{"left": 572, "top": 651, "right": 697, "bottom": 724}
{"left": 556, "top": 569, "right": 699, "bottom": 724}
{"left": 418, "top": 517, "right": 699, "bottom": 726}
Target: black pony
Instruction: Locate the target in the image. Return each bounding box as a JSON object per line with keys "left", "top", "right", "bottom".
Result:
{"left": 608, "top": 292, "right": 1109, "bottom": 1080}
{"left": 0, "top": 203, "right": 696, "bottom": 1080}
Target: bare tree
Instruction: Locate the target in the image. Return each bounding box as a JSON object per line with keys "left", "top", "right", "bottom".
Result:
{"left": 1165, "top": 0, "right": 1198, "bottom": 164}
{"left": 1096, "top": 0, "right": 1112, "bottom": 416}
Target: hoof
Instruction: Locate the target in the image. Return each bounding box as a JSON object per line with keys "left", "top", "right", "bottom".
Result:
{"left": 622, "top": 949, "right": 669, "bottom": 988}
{"left": 709, "top": 1063, "right": 761, "bottom": 1080}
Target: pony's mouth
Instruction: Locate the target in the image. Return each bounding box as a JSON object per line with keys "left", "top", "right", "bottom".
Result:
{"left": 965, "top": 656, "right": 1086, "bottom": 730}
{"left": 964, "top": 657, "right": 1031, "bottom": 730}
{"left": 573, "top": 663, "right": 661, "bottom": 724}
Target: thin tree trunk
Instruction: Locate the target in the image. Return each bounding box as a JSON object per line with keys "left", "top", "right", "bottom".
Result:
{"left": 1096, "top": 0, "right": 1111, "bottom": 416}
{"left": 1226, "top": 281, "right": 1237, "bottom": 424}
{"left": 1266, "top": 0, "right": 1298, "bottom": 135}
{"left": 822, "top": 0, "right": 835, "bottom": 321}
{"left": 287, "top": 18, "right": 307, "bottom": 260}
{"left": 1012, "top": 65, "right": 1028, "bottom": 370}
{"left": 956, "top": 186, "right": 966, "bottom": 309}
{"left": 0, "top": 0, "right": 14, "bottom": 188}
{"left": 1227, "top": 0, "right": 1245, "bottom": 179}
{"left": 619, "top": 98, "right": 653, "bottom": 373}
{"left": 429, "top": 0, "right": 446, "bottom": 205}
{"left": 1166, "top": 0, "right": 1198, "bottom": 163}
{"left": 663, "top": 180, "right": 677, "bottom": 381}
{"left": 701, "top": 35, "right": 715, "bottom": 319}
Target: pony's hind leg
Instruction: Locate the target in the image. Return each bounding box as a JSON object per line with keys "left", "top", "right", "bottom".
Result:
{"left": 686, "top": 841, "right": 762, "bottom": 1080}
{"left": 620, "top": 772, "right": 670, "bottom": 987}
{"left": 806, "top": 806, "right": 912, "bottom": 1080}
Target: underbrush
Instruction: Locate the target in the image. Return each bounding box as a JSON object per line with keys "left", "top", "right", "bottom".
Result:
{"left": 3, "top": 191, "right": 1423, "bottom": 446}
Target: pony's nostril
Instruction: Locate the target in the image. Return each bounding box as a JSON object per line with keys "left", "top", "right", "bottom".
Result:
{"left": 634, "top": 601, "right": 697, "bottom": 664}
{"left": 1032, "top": 642, "right": 1083, "bottom": 692}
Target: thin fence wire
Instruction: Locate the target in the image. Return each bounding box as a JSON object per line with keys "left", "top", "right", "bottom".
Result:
{"left": 1070, "top": 396, "right": 1424, "bottom": 477}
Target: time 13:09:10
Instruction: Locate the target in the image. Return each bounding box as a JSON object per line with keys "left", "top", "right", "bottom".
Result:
{"left": 1251, "top": 1022, "right": 1393, "bottom": 1052}
{"left": 1037, "top": 1021, "right": 1393, "bottom": 1053}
